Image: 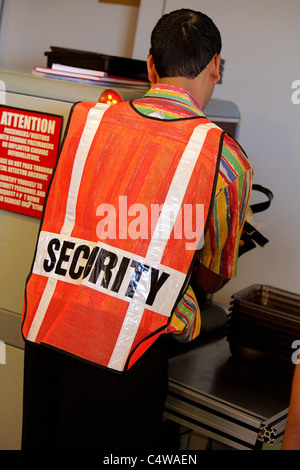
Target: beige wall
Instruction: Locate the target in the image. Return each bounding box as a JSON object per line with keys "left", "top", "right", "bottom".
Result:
{"left": 0, "top": 0, "right": 139, "bottom": 72}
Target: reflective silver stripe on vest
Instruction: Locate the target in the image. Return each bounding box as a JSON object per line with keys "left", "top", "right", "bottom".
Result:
{"left": 108, "top": 122, "right": 216, "bottom": 371}
{"left": 27, "top": 103, "right": 109, "bottom": 342}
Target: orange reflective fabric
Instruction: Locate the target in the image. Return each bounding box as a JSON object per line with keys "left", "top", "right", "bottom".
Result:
{"left": 22, "top": 101, "right": 223, "bottom": 371}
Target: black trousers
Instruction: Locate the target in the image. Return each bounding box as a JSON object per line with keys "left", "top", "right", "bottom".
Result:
{"left": 22, "top": 339, "right": 169, "bottom": 451}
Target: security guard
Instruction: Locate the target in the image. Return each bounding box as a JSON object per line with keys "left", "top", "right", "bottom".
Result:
{"left": 22, "top": 9, "right": 252, "bottom": 450}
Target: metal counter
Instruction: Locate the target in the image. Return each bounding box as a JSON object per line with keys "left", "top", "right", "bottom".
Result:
{"left": 165, "top": 338, "right": 293, "bottom": 450}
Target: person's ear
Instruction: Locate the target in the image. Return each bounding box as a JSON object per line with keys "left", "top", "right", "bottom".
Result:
{"left": 211, "top": 54, "right": 221, "bottom": 84}
{"left": 147, "top": 55, "right": 158, "bottom": 84}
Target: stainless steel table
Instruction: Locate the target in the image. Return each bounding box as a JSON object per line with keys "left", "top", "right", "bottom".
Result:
{"left": 165, "top": 338, "right": 293, "bottom": 450}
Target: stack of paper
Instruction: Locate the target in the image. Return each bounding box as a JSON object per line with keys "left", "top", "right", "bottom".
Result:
{"left": 33, "top": 63, "right": 150, "bottom": 88}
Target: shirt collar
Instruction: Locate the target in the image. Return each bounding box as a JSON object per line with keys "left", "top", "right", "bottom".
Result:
{"left": 143, "top": 83, "right": 204, "bottom": 117}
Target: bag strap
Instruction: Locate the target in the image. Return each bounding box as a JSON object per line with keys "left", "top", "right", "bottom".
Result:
{"left": 250, "top": 184, "right": 274, "bottom": 213}
{"left": 239, "top": 184, "right": 274, "bottom": 256}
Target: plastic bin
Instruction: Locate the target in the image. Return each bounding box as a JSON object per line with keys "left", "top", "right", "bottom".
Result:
{"left": 227, "top": 285, "right": 300, "bottom": 375}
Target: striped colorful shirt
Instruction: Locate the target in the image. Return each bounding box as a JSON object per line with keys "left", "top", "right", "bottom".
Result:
{"left": 132, "top": 84, "right": 252, "bottom": 342}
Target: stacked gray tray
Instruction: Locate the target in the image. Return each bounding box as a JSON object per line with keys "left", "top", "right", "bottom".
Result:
{"left": 227, "top": 285, "right": 300, "bottom": 376}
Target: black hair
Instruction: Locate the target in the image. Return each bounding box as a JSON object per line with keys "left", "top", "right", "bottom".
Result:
{"left": 150, "top": 9, "right": 222, "bottom": 79}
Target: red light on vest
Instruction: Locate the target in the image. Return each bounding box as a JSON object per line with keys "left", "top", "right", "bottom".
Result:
{"left": 98, "top": 89, "right": 122, "bottom": 105}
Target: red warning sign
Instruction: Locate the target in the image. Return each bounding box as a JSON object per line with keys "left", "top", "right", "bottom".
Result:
{"left": 0, "top": 105, "right": 63, "bottom": 218}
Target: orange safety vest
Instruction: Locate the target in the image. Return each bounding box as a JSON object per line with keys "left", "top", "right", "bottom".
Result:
{"left": 22, "top": 100, "right": 225, "bottom": 372}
